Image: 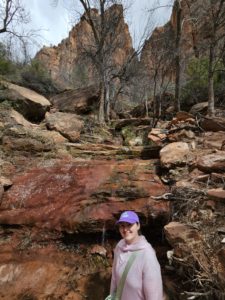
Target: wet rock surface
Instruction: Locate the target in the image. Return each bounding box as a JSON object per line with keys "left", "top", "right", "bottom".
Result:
{"left": 0, "top": 159, "right": 170, "bottom": 232}
{"left": 0, "top": 226, "right": 111, "bottom": 300}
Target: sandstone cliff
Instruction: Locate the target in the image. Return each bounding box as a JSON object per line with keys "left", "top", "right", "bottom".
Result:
{"left": 140, "top": 0, "right": 203, "bottom": 87}
{"left": 35, "top": 4, "right": 134, "bottom": 90}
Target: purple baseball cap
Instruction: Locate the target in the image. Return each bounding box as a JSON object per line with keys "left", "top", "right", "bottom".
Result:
{"left": 116, "top": 211, "right": 139, "bottom": 224}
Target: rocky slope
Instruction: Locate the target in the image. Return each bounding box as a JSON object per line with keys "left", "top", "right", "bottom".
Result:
{"left": 0, "top": 80, "right": 169, "bottom": 299}
{"left": 0, "top": 79, "right": 225, "bottom": 299}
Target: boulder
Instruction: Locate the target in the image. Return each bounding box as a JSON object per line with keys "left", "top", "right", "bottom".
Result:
{"left": 168, "top": 112, "right": 195, "bottom": 127}
{"left": 148, "top": 128, "right": 167, "bottom": 146}
{"left": 2, "top": 125, "right": 66, "bottom": 154}
{"left": 207, "top": 188, "right": 225, "bottom": 201}
{"left": 168, "top": 129, "right": 195, "bottom": 143}
{"left": 164, "top": 222, "right": 225, "bottom": 287}
{"left": 197, "top": 152, "right": 225, "bottom": 173}
{"left": 189, "top": 102, "right": 208, "bottom": 115}
{"left": 0, "top": 80, "right": 50, "bottom": 122}
{"left": 160, "top": 142, "right": 191, "bottom": 168}
{"left": 164, "top": 222, "right": 211, "bottom": 272}
{"left": 0, "top": 105, "right": 66, "bottom": 154}
{"left": 50, "top": 86, "right": 99, "bottom": 114}
{"left": 45, "top": 112, "right": 84, "bottom": 142}
{"left": 0, "top": 105, "right": 35, "bottom": 128}
{"left": 202, "top": 131, "right": 225, "bottom": 150}
{"left": 200, "top": 117, "right": 225, "bottom": 132}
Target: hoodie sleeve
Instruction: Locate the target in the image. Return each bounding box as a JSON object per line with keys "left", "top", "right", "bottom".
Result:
{"left": 142, "top": 247, "right": 163, "bottom": 300}
{"left": 110, "top": 246, "right": 118, "bottom": 295}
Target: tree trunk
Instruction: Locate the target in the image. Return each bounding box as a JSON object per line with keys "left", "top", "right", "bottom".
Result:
{"left": 158, "top": 94, "right": 162, "bottom": 118}
{"left": 98, "top": 83, "right": 105, "bottom": 124}
{"left": 105, "top": 80, "right": 110, "bottom": 122}
{"left": 145, "top": 97, "right": 149, "bottom": 118}
{"left": 207, "top": 44, "right": 215, "bottom": 117}
{"left": 175, "top": 0, "right": 182, "bottom": 112}
{"left": 153, "top": 72, "right": 158, "bottom": 118}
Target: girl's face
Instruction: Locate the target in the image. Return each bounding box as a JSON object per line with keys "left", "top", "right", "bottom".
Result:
{"left": 118, "top": 222, "right": 140, "bottom": 245}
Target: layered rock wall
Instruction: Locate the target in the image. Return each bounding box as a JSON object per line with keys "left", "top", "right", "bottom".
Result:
{"left": 35, "top": 5, "right": 134, "bottom": 90}
{"left": 140, "top": 0, "right": 204, "bottom": 86}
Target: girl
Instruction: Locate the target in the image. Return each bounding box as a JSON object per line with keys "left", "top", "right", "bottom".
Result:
{"left": 110, "top": 211, "right": 163, "bottom": 300}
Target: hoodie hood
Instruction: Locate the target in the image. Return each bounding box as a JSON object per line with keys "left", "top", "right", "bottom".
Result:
{"left": 117, "top": 235, "right": 150, "bottom": 252}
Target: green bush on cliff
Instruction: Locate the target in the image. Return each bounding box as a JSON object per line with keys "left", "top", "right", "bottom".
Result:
{"left": 0, "top": 43, "right": 57, "bottom": 96}
{"left": 0, "top": 43, "right": 17, "bottom": 76}
{"left": 181, "top": 57, "right": 225, "bottom": 110}
{"left": 0, "top": 59, "right": 14, "bottom": 75}
{"left": 21, "top": 59, "right": 58, "bottom": 96}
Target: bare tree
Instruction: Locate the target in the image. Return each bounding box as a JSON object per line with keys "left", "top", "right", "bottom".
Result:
{"left": 187, "top": 0, "right": 225, "bottom": 116}
{"left": 204, "top": 0, "right": 225, "bottom": 116}
{"left": 146, "top": 22, "right": 174, "bottom": 119}
{"left": 0, "top": 0, "right": 42, "bottom": 62}
{"left": 78, "top": 1, "right": 120, "bottom": 122}
{"left": 174, "top": 0, "right": 182, "bottom": 112}
{"left": 53, "top": 0, "right": 149, "bottom": 124}
{"left": 0, "top": 0, "right": 30, "bottom": 34}
{"left": 147, "top": 0, "right": 183, "bottom": 113}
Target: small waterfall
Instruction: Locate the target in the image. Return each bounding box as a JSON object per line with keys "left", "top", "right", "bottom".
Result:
{"left": 101, "top": 222, "right": 106, "bottom": 246}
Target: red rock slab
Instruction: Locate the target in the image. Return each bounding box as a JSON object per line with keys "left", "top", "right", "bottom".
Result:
{"left": 164, "top": 222, "right": 211, "bottom": 273}
{"left": 207, "top": 188, "right": 225, "bottom": 201}
{"left": 0, "top": 160, "right": 170, "bottom": 233}
{"left": 197, "top": 152, "right": 225, "bottom": 173}
{"left": 202, "top": 131, "right": 225, "bottom": 150}
{"left": 200, "top": 117, "right": 225, "bottom": 132}
{"left": 0, "top": 243, "right": 110, "bottom": 300}
{"left": 164, "top": 222, "right": 202, "bottom": 245}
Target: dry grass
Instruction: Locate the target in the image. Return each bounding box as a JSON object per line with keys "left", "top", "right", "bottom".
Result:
{"left": 169, "top": 186, "right": 225, "bottom": 299}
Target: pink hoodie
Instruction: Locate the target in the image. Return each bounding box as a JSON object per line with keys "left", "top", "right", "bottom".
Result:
{"left": 110, "top": 236, "right": 163, "bottom": 300}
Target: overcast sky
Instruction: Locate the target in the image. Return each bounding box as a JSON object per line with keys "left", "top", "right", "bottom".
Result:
{"left": 21, "top": 0, "right": 173, "bottom": 57}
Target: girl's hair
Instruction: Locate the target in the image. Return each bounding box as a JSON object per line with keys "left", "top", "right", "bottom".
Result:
{"left": 137, "top": 222, "right": 142, "bottom": 235}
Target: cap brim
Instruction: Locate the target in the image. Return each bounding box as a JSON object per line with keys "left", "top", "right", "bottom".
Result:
{"left": 116, "top": 219, "right": 137, "bottom": 225}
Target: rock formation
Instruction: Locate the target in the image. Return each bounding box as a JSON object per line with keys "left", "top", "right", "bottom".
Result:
{"left": 140, "top": 0, "right": 206, "bottom": 90}
{"left": 1, "top": 73, "right": 225, "bottom": 298}
{"left": 0, "top": 79, "right": 170, "bottom": 299}
{"left": 35, "top": 5, "right": 134, "bottom": 90}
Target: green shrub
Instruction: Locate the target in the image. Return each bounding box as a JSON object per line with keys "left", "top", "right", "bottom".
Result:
{"left": 181, "top": 57, "right": 225, "bottom": 110}
{"left": 0, "top": 42, "right": 16, "bottom": 75}
{"left": 0, "top": 59, "right": 13, "bottom": 75}
{"left": 21, "top": 59, "right": 58, "bottom": 96}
